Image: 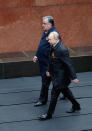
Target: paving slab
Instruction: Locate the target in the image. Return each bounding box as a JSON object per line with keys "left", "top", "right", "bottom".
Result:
{"left": 0, "top": 85, "right": 91, "bottom": 106}
{"left": 0, "top": 71, "right": 92, "bottom": 131}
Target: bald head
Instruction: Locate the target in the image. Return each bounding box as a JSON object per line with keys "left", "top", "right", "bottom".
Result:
{"left": 49, "top": 31, "right": 59, "bottom": 40}
{"left": 48, "top": 31, "right": 59, "bottom": 45}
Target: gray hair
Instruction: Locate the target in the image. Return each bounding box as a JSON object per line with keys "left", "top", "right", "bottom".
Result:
{"left": 42, "top": 16, "right": 54, "bottom": 26}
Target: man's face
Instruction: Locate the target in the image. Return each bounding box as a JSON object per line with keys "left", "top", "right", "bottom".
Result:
{"left": 48, "top": 35, "right": 56, "bottom": 45}
{"left": 42, "top": 18, "right": 52, "bottom": 31}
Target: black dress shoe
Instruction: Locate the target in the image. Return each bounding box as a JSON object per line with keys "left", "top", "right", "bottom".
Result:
{"left": 38, "top": 114, "right": 52, "bottom": 121}
{"left": 66, "top": 106, "right": 81, "bottom": 113}
{"left": 34, "top": 101, "right": 45, "bottom": 107}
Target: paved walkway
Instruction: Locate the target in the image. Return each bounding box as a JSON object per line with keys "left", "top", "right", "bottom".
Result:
{"left": 0, "top": 72, "right": 92, "bottom": 131}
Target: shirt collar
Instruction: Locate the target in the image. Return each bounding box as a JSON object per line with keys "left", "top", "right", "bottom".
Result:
{"left": 53, "top": 40, "right": 59, "bottom": 47}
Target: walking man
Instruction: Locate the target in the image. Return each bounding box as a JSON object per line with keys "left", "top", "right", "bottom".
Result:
{"left": 33, "top": 16, "right": 62, "bottom": 106}
{"left": 39, "top": 31, "right": 81, "bottom": 120}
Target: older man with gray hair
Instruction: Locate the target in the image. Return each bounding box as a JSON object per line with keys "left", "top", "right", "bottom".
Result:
{"left": 33, "top": 16, "right": 62, "bottom": 107}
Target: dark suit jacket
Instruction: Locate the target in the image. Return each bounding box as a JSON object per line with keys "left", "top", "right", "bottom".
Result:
{"left": 49, "top": 41, "right": 77, "bottom": 88}
{"left": 36, "top": 26, "right": 61, "bottom": 77}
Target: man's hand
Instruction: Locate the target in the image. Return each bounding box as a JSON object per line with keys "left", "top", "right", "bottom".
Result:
{"left": 33, "top": 56, "right": 38, "bottom": 63}
{"left": 72, "top": 79, "right": 79, "bottom": 84}
{"left": 46, "top": 71, "right": 51, "bottom": 77}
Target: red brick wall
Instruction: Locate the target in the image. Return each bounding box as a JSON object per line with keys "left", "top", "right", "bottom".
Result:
{"left": 0, "top": 0, "right": 92, "bottom": 53}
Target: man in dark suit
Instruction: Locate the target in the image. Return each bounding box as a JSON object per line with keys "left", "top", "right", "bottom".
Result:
{"left": 39, "top": 31, "right": 81, "bottom": 120}
{"left": 33, "top": 16, "right": 64, "bottom": 107}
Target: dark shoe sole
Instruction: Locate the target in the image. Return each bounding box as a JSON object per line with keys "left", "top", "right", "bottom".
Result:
{"left": 66, "top": 108, "right": 81, "bottom": 113}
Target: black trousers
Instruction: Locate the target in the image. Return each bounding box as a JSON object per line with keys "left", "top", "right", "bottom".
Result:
{"left": 39, "top": 76, "right": 51, "bottom": 104}
{"left": 47, "top": 80, "right": 80, "bottom": 115}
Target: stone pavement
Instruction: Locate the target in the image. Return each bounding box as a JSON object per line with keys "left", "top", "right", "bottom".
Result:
{"left": 0, "top": 72, "right": 92, "bottom": 131}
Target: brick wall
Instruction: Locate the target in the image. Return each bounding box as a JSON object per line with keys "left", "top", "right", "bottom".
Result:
{"left": 0, "top": 0, "right": 92, "bottom": 53}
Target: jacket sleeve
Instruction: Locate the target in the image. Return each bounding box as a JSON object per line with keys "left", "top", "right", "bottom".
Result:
{"left": 60, "top": 49, "right": 77, "bottom": 80}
